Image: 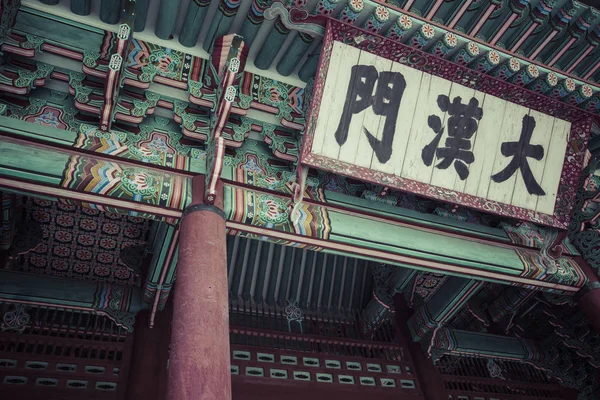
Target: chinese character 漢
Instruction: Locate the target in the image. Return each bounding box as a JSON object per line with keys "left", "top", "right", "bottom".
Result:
{"left": 491, "top": 114, "right": 545, "bottom": 195}
{"left": 421, "top": 95, "right": 483, "bottom": 180}
{"left": 334, "top": 65, "right": 406, "bottom": 164}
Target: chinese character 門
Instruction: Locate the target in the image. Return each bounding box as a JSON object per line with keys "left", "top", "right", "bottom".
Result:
{"left": 334, "top": 65, "right": 406, "bottom": 164}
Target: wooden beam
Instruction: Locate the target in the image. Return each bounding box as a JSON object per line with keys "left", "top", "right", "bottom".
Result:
{"left": 205, "top": 34, "right": 248, "bottom": 204}
{"left": 100, "top": 0, "right": 135, "bottom": 131}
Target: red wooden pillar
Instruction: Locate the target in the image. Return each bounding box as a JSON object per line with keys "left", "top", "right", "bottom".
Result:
{"left": 577, "top": 257, "right": 600, "bottom": 334}
{"left": 126, "top": 302, "right": 172, "bottom": 400}
{"left": 579, "top": 283, "right": 600, "bottom": 333}
{"left": 167, "top": 176, "right": 231, "bottom": 400}
{"left": 393, "top": 295, "right": 448, "bottom": 400}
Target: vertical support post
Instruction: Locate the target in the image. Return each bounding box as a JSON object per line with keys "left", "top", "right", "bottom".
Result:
{"left": 204, "top": 34, "right": 247, "bottom": 203}
{"left": 394, "top": 295, "right": 448, "bottom": 400}
{"left": 100, "top": 0, "right": 135, "bottom": 131}
{"left": 126, "top": 305, "right": 172, "bottom": 400}
{"left": 167, "top": 177, "right": 231, "bottom": 400}
{"left": 578, "top": 282, "right": 600, "bottom": 334}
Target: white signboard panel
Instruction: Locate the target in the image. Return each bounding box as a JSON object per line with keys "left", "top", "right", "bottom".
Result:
{"left": 310, "top": 41, "right": 571, "bottom": 216}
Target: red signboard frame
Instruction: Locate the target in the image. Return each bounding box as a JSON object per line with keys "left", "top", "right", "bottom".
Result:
{"left": 301, "top": 19, "right": 594, "bottom": 229}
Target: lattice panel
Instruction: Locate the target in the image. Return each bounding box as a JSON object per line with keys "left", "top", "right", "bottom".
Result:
{"left": 230, "top": 345, "right": 419, "bottom": 393}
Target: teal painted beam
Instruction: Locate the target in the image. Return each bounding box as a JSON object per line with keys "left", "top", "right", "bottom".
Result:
{"left": 254, "top": 18, "right": 290, "bottom": 70}
{"left": 38, "top": 0, "right": 59, "bottom": 4}
{"left": 0, "top": 270, "right": 143, "bottom": 312}
{"left": 178, "top": 0, "right": 211, "bottom": 47}
{"left": 100, "top": 0, "right": 121, "bottom": 24}
{"left": 15, "top": 7, "right": 105, "bottom": 51}
{"left": 134, "top": 0, "right": 150, "bottom": 32}
{"left": 0, "top": 270, "right": 144, "bottom": 331}
{"left": 202, "top": 0, "right": 242, "bottom": 52}
{"left": 143, "top": 222, "right": 179, "bottom": 313}
{"left": 324, "top": 190, "right": 511, "bottom": 243}
{"left": 0, "top": 192, "right": 17, "bottom": 251}
{"left": 0, "top": 116, "right": 588, "bottom": 292}
{"left": 429, "top": 327, "right": 545, "bottom": 362}
{"left": 475, "top": 4, "right": 512, "bottom": 43}
{"left": 407, "top": 277, "right": 483, "bottom": 341}
{"left": 298, "top": 43, "right": 321, "bottom": 82}
{"left": 487, "top": 287, "right": 534, "bottom": 323}
{"left": 276, "top": 32, "right": 314, "bottom": 76}
{"left": 239, "top": 0, "right": 274, "bottom": 47}
{"left": 155, "top": 0, "right": 182, "bottom": 40}
{"left": 364, "top": 264, "right": 417, "bottom": 329}
{"left": 70, "top": 0, "right": 91, "bottom": 16}
{"left": 0, "top": 133, "right": 190, "bottom": 221}
{"left": 521, "top": 1, "right": 580, "bottom": 59}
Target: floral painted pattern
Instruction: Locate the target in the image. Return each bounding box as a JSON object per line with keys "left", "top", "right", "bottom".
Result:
{"left": 13, "top": 198, "right": 150, "bottom": 285}
{"left": 421, "top": 24, "right": 435, "bottom": 39}
{"left": 527, "top": 64, "right": 540, "bottom": 78}
{"left": 488, "top": 50, "right": 500, "bottom": 64}
{"left": 467, "top": 41, "right": 480, "bottom": 56}
{"left": 398, "top": 14, "right": 412, "bottom": 29}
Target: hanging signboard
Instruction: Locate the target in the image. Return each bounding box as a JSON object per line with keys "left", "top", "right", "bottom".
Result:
{"left": 301, "top": 20, "right": 592, "bottom": 229}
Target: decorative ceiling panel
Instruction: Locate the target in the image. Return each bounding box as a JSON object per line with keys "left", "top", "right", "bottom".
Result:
{"left": 4, "top": 198, "right": 151, "bottom": 286}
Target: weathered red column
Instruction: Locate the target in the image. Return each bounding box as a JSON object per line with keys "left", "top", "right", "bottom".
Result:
{"left": 167, "top": 176, "right": 231, "bottom": 400}
{"left": 576, "top": 257, "right": 600, "bottom": 334}
{"left": 393, "top": 295, "right": 448, "bottom": 400}
{"left": 126, "top": 303, "right": 172, "bottom": 400}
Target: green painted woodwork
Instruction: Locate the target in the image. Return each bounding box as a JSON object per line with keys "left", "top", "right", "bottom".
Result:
{"left": 0, "top": 117, "right": 583, "bottom": 291}
{"left": 70, "top": 0, "right": 91, "bottom": 16}
{"left": 239, "top": 23, "right": 260, "bottom": 48}
{"left": 0, "top": 270, "right": 143, "bottom": 331}
{"left": 254, "top": 19, "right": 289, "bottom": 70}
{"left": 38, "top": 0, "right": 59, "bottom": 4}
{"left": 0, "top": 115, "right": 78, "bottom": 146}
{"left": 143, "top": 222, "right": 178, "bottom": 310}
{"left": 100, "top": 0, "right": 121, "bottom": 25}
{"left": 430, "top": 328, "right": 543, "bottom": 361}
{"left": 298, "top": 45, "right": 320, "bottom": 82}
{"left": 202, "top": 2, "right": 240, "bottom": 53}
{"left": 0, "top": 270, "right": 143, "bottom": 312}
{"left": 15, "top": 7, "right": 104, "bottom": 51}
{"left": 0, "top": 140, "right": 67, "bottom": 185}
{"left": 155, "top": 0, "right": 182, "bottom": 40}
{"left": 487, "top": 287, "right": 532, "bottom": 323}
{"left": 134, "top": 0, "right": 150, "bottom": 32}
{"left": 276, "top": 33, "right": 314, "bottom": 76}
{"left": 178, "top": 0, "right": 210, "bottom": 47}
{"left": 326, "top": 209, "right": 534, "bottom": 276}
{"left": 0, "top": 137, "right": 191, "bottom": 220}
{"left": 364, "top": 265, "right": 416, "bottom": 327}
{"left": 408, "top": 277, "right": 482, "bottom": 341}
{"left": 325, "top": 191, "right": 510, "bottom": 243}
{"left": 225, "top": 236, "right": 373, "bottom": 310}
